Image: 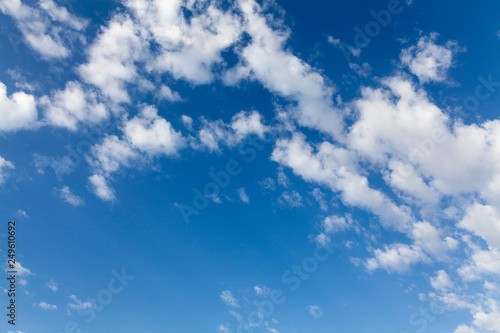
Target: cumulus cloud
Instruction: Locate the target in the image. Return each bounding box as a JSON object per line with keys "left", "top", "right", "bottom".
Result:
{"left": 88, "top": 174, "right": 115, "bottom": 202}
{"left": 0, "top": 81, "right": 38, "bottom": 132}
{"left": 366, "top": 243, "right": 427, "bottom": 273}
{"left": 195, "top": 110, "right": 268, "bottom": 151}
{"left": 78, "top": 15, "right": 147, "bottom": 103}
{"left": 430, "top": 270, "right": 454, "bottom": 291}
{"left": 0, "top": 0, "right": 87, "bottom": 59}
{"left": 123, "top": 105, "right": 185, "bottom": 156}
{"left": 400, "top": 33, "right": 459, "bottom": 83}
{"left": 40, "top": 81, "right": 108, "bottom": 130}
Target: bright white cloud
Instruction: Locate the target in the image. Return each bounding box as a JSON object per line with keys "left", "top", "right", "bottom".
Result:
{"left": 366, "top": 243, "right": 427, "bottom": 273}
{"left": 0, "top": 0, "right": 87, "bottom": 59}
{"left": 123, "top": 105, "right": 185, "bottom": 156}
{"left": 125, "top": 0, "right": 242, "bottom": 84}
{"left": 0, "top": 81, "right": 38, "bottom": 132}
{"left": 40, "top": 81, "right": 108, "bottom": 130}
{"left": 400, "top": 33, "right": 457, "bottom": 83}
{"left": 88, "top": 174, "right": 115, "bottom": 202}
{"left": 228, "top": 0, "right": 344, "bottom": 139}
{"left": 79, "top": 15, "right": 147, "bottom": 103}
{"left": 6, "top": 261, "right": 34, "bottom": 277}
{"left": 430, "top": 270, "right": 454, "bottom": 291}
{"left": 459, "top": 203, "right": 500, "bottom": 249}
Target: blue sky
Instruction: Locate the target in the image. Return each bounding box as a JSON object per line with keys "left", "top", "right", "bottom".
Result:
{"left": 1, "top": 0, "right": 500, "bottom": 332}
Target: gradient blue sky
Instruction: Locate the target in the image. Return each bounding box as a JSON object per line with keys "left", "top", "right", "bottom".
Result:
{"left": 1, "top": 0, "right": 500, "bottom": 332}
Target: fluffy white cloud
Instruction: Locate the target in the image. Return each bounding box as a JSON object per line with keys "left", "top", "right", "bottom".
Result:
{"left": 227, "top": 0, "right": 344, "bottom": 139}
{"left": 195, "top": 110, "right": 268, "bottom": 151}
{"left": 411, "top": 221, "right": 457, "bottom": 259}
{"left": 40, "top": 81, "right": 108, "bottom": 130}
{"left": 458, "top": 247, "right": 500, "bottom": 281}
{"left": 123, "top": 105, "right": 184, "bottom": 156}
{"left": 0, "top": 0, "right": 87, "bottom": 59}
{"left": 0, "top": 81, "right": 38, "bottom": 132}
{"left": 454, "top": 325, "right": 477, "bottom": 333}
{"left": 430, "top": 270, "right": 454, "bottom": 291}
{"left": 79, "top": 15, "right": 147, "bottom": 103}
{"left": 88, "top": 174, "right": 115, "bottom": 202}
{"left": 125, "top": 0, "right": 242, "bottom": 84}
{"left": 366, "top": 243, "right": 427, "bottom": 273}
{"left": 400, "top": 33, "right": 458, "bottom": 83}
{"left": 90, "top": 136, "right": 139, "bottom": 175}
{"left": 459, "top": 203, "right": 500, "bottom": 249}
{"left": 36, "top": 301, "right": 57, "bottom": 310}
{"left": 220, "top": 290, "right": 239, "bottom": 308}
{"left": 271, "top": 133, "right": 412, "bottom": 232}
{"left": 6, "top": 261, "right": 34, "bottom": 277}
{"left": 58, "top": 186, "right": 84, "bottom": 207}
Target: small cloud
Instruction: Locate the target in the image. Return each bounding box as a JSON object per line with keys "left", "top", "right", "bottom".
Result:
{"left": 277, "top": 166, "right": 289, "bottom": 187}
{"left": 308, "top": 305, "right": 323, "bottom": 318}
{"left": 67, "top": 295, "right": 92, "bottom": 311}
{"left": 217, "top": 323, "right": 231, "bottom": 333}
{"left": 327, "top": 35, "right": 341, "bottom": 45}
{"left": 36, "top": 301, "right": 57, "bottom": 310}
{"left": 16, "top": 209, "right": 28, "bottom": 218}
{"left": 89, "top": 174, "right": 115, "bottom": 202}
{"left": 349, "top": 62, "right": 372, "bottom": 78}
{"left": 157, "top": 85, "right": 182, "bottom": 102}
{"left": 220, "top": 290, "right": 239, "bottom": 308}
{"left": 278, "top": 191, "right": 303, "bottom": 208}
{"left": 207, "top": 193, "right": 222, "bottom": 204}
{"left": 253, "top": 285, "right": 272, "bottom": 297}
{"left": 58, "top": 186, "right": 84, "bottom": 206}
{"left": 309, "top": 188, "right": 328, "bottom": 211}
{"left": 181, "top": 115, "right": 193, "bottom": 131}
{"left": 258, "top": 178, "right": 276, "bottom": 192}
{"left": 237, "top": 187, "right": 249, "bottom": 203}
{"left": 19, "top": 279, "right": 27, "bottom": 287}
{"left": 47, "top": 279, "right": 58, "bottom": 292}
{"left": 6, "top": 261, "right": 34, "bottom": 277}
